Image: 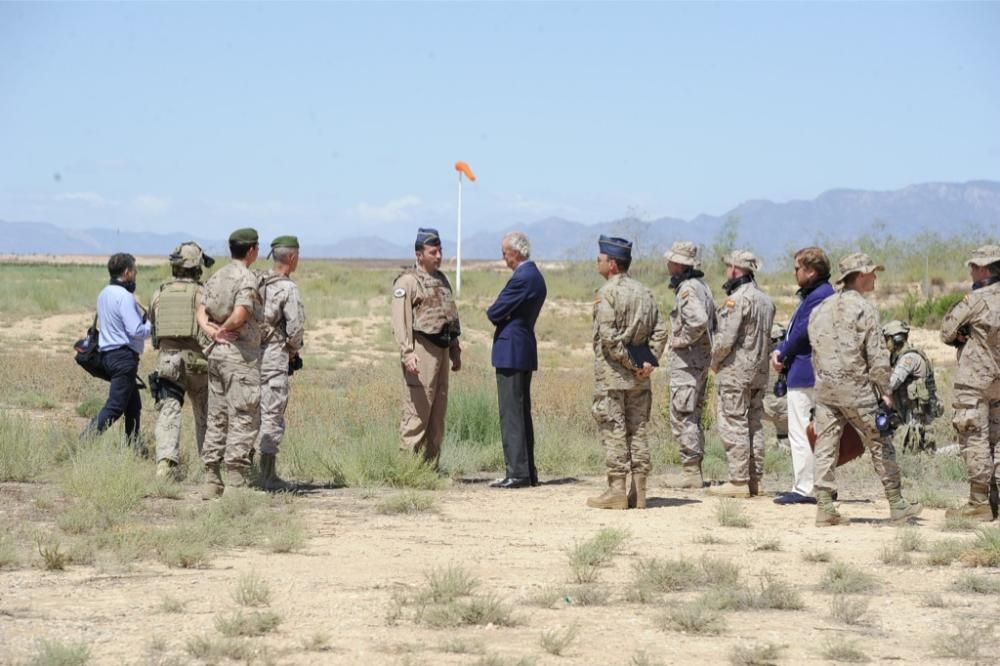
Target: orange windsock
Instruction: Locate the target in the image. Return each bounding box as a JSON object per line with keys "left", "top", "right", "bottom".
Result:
{"left": 454, "top": 161, "right": 477, "bottom": 181}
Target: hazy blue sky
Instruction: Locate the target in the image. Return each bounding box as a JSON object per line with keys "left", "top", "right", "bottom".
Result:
{"left": 1, "top": 1, "right": 998, "bottom": 244}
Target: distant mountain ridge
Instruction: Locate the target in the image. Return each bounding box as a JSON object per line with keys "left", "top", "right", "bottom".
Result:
{"left": 3, "top": 180, "right": 997, "bottom": 260}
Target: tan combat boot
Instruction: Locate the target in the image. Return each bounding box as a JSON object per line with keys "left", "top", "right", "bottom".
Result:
{"left": 587, "top": 474, "right": 628, "bottom": 510}
{"left": 944, "top": 484, "right": 994, "bottom": 522}
{"left": 815, "top": 490, "right": 850, "bottom": 526}
{"left": 223, "top": 466, "right": 251, "bottom": 494}
{"left": 627, "top": 474, "right": 648, "bottom": 509}
{"left": 886, "top": 488, "right": 923, "bottom": 525}
{"left": 200, "top": 464, "right": 224, "bottom": 500}
{"left": 707, "top": 481, "right": 751, "bottom": 499}
{"left": 675, "top": 463, "right": 704, "bottom": 489}
{"left": 260, "top": 453, "right": 294, "bottom": 492}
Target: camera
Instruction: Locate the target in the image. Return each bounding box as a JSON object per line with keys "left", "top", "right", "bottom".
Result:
{"left": 875, "top": 407, "right": 896, "bottom": 435}
{"left": 288, "top": 354, "right": 304, "bottom": 376}
{"left": 773, "top": 373, "right": 787, "bottom": 398}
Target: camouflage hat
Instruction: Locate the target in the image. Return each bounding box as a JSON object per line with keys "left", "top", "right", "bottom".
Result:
{"left": 836, "top": 252, "right": 884, "bottom": 284}
{"left": 722, "top": 249, "right": 761, "bottom": 273}
{"left": 965, "top": 244, "right": 1000, "bottom": 267}
{"left": 664, "top": 240, "right": 700, "bottom": 267}
{"left": 882, "top": 320, "right": 910, "bottom": 337}
{"left": 770, "top": 322, "right": 787, "bottom": 340}
{"left": 229, "top": 227, "right": 259, "bottom": 244}
{"left": 169, "top": 241, "right": 214, "bottom": 269}
{"left": 267, "top": 235, "right": 299, "bottom": 259}
{"left": 598, "top": 235, "right": 632, "bottom": 261}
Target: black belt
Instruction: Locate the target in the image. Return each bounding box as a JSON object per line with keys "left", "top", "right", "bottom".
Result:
{"left": 416, "top": 330, "right": 453, "bottom": 349}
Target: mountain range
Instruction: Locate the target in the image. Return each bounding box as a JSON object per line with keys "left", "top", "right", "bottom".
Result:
{"left": 3, "top": 180, "right": 997, "bottom": 261}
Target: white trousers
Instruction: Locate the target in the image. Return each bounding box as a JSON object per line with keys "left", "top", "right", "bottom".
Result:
{"left": 787, "top": 388, "right": 816, "bottom": 496}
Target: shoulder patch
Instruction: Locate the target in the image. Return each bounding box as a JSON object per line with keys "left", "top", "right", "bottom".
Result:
{"left": 725, "top": 299, "right": 736, "bottom": 308}
{"left": 393, "top": 287, "right": 406, "bottom": 299}
{"left": 680, "top": 290, "right": 690, "bottom": 300}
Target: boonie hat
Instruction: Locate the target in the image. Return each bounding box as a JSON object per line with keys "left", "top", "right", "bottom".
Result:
{"left": 965, "top": 244, "right": 1000, "bottom": 267}
{"left": 836, "top": 252, "right": 884, "bottom": 284}
{"left": 664, "top": 240, "right": 700, "bottom": 267}
{"left": 722, "top": 249, "right": 761, "bottom": 273}
{"left": 169, "top": 241, "right": 214, "bottom": 269}
{"left": 882, "top": 320, "right": 910, "bottom": 337}
{"left": 598, "top": 235, "right": 632, "bottom": 261}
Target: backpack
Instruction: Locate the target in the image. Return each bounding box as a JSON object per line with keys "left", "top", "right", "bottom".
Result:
{"left": 74, "top": 314, "right": 110, "bottom": 381}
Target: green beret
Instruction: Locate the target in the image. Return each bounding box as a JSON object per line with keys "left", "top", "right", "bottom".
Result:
{"left": 270, "top": 235, "right": 299, "bottom": 249}
{"left": 228, "top": 227, "right": 259, "bottom": 244}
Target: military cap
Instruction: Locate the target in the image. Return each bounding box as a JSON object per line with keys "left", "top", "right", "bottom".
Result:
{"left": 415, "top": 228, "right": 441, "bottom": 247}
{"left": 965, "top": 244, "right": 1000, "bottom": 267}
{"left": 229, "top": 227, "right": 259, "bottom": 244}
{"left": 664, "top": 240, "right": 700, "bottom": 267}
{"left": 836, "top": 252, "right": 884, "bottom": 284}
{"left": 598, "top": 235, "right": 632, "bottom": 261}
{"left": 882, "top": 320, "right": 910, "bottom": 337}
{"left": 722, "top": 249, "right": 761, "bottom": 273}
{"left": 169, "top": 241, "right": 215, "bottom": 269}
{"left": 267, "top": 235, "right": 300, "bottom": 259}
{"left": 770, "top": 322, "right": 787, "bottom": 341}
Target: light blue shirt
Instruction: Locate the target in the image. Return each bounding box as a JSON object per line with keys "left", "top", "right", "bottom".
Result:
{"left": 97, "top": 283, "right": 152, "bottom": 354}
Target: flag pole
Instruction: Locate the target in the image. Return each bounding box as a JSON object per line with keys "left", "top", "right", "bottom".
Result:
{"left": 456, "top": 171, "right": 463, "bottom": 295}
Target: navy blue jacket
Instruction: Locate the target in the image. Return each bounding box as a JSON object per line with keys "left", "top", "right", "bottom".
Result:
{"left": 487, "top": 260, "right": 547, "bottom": 371}
{"left": 776, "top": 280, "right": 835, "bottom": 389}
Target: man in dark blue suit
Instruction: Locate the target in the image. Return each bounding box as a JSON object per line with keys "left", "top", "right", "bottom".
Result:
{"left": 487, "top": 232, "right": 547, "bottom": 488}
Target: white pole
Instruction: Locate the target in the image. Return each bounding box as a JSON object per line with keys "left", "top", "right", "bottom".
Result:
{"left": 456, "top": 172, "right": 463, "bottom": 295}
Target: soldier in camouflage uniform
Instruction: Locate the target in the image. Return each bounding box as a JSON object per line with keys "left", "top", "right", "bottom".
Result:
{"left": 256, "top": 235, "right": 305, "bottom": 491}
{"left": 882, "top": 320, "right": 943, "bottom": 453}
{"left": 587, "top": 236, "right": 668, "bottom": 510}
{"left": 808, "top": 253, "right": 922, "bottom": 526}
{"left": 391, "top": 228, "right": 462, "bottom": 466}
{"left": 148, "top": 242, "right": 214, "bottom": 480}
{"left": 664, "top": 240, "right": 717, "bottom": 489}
{"left": 196, "top": 227, "right": 263, "bottom": 497}
{"left": 941, "top": 245, "right": 1000, "bottom": 522}
{"left": 708, "top": 251, "right": 775, "bottom": 498}
{"left": 762, "top": 323, "right": 789, "bottom": 450}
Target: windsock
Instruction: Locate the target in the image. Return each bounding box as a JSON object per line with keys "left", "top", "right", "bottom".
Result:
{"left": 454, "top": 161, "right": 476, "bottom": 181}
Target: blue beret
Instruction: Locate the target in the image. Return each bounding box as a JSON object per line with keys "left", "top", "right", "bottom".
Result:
{"left": 416, "top": 227, "right": 441, "bottom": 247}
{"left": 599, "top": 235, "right": 632, "bottom": 261}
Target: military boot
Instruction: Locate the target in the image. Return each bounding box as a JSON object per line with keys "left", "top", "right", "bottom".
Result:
{"left": 156, "top": 459, "right": 178, "bottom": 481}
{"left": 707, "top": 481, "right": 751, "bottom": 499}
{"left": 223, "top": 466, "right": 251, "bottom": 494}
{"left": 815, "top": 490, "right": 850, "bottom": 526}
{"left": 587, "top": 474, "right": 628, "bottom": 510}
{"left": 944, "top": 484, "right": 994, "bottom": 522}
{"left": 886, "top": 488, "right": 923, "bottom": 525}
{"left": 200, "top": 464, "right": 224, "bottom": 500}
{"left": 675, "top": 463, "right": 704, "bottom": 489}
{"left": 627, "top": 474, "right": 648, "bottom": 509}
{"left": 260, "top": 453, "right": 294, "bottom": 492}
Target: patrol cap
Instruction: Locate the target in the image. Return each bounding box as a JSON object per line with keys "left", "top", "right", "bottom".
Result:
{"left": 882, "top": 320, "right": 910, "bottom": 337}
{"left": 664, "top": 240, "right": 700, "bottom": 267}
{"left": 722, "top": 249, "right": 761, "bottom": 273}
{"left": 169, "top": 241, "right": 215, "bottom": 269}
{"left": 598, "top": 235, "right": 632, "bottom": 261}
{"left": 836, "top": 252, "right": 884, "bottom": 284}
{"left": 229, "top": 227, "right": 259, "bottom": 244}
{"left": 267, "top": 235, "right": 300, "bottom": 259}
{"left": 415, "top": 228, "right": 441, "bottom": 247}
{"left": 770, "top": 322, "right": 787, "bottom": 340}
{"left": 965, "top": 244, "right": 1000, "bottom": 267}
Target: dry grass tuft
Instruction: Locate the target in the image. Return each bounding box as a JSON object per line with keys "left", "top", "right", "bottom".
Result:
{"left": 820, "top": 563, "right": 878, "bottom": 594}
{"left": 829, "top": 595, "right": 869, "bottom": 625}
{"left": 231, "top": 570, "right": 272, "bottom": 607}
{"left": 27, "top": 638, "right": 91, "bottom": 666}
{"left": 539, "top": 624, "right": 579, "bottom": 656}
{"left": 729, "top": 642, "right": 784, "bottom": 666}
{"left": 567, "top": 527, "right": 629, "bottom": 583}
{"left": 715, "top": 498, "right": 752, "bottom": 528}
{"left": 820, "top": 638, "right": 870, "bottom": 663}
{"left": 376, "top": 490, "right": 437, "bottom": 515}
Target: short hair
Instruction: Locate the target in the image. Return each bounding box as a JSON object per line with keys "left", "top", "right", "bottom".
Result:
{"left": 272, "top": 246, "right": 297, "bottom": 264}
{"left": 172, "top": 265, "right": 202, "bottom": 280}
{"left": 794, "top": 246, "right": 831, "bottom": 280}
{"left": 107, "top": 252, "right": 136, "bottom": 279}
{"left": 611, "top": 256, "right": 631, "bottom": 273}
{"left": 503, "top": 232, "right": 531, "bottom": 259}
{"left": 229, "top": 240, "right": 257, "bottom": 260}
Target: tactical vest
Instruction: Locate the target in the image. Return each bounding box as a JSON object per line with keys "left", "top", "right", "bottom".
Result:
{"left": 897, "top": 348, "right": 944, "bottom": 419}
{"left": 258, "top": 272, "right": 291, "bottom": 345}
{"left": 154, "top": 280, "right": 200, "bottom": 341}
{"left": 395, "top": 267, "right": 458, "bottom": 335}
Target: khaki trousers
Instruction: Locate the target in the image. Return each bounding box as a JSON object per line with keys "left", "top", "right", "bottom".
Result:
{"left": 399, "top": 336, "right": 450, "bottom": 465}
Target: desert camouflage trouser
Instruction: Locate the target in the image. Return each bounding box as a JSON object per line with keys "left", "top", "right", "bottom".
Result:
{"left": 715, "top": 383, "right": 766, "bottom": 482}
{"left": 669, "top": 367, "right": 709, "bottom": 465}
{"left": 202, "top": 356, "right": 260, "bottom": 470}
{"left": 153, "top": 350, "right": 209, "bottom": 463}
{"left": 763, "top": 392, "right": 788, "bottom": 439}
{"left": 400, "top": 336, "right": 450, "bottom": 466}
{"left": 592, "top": 387, "right": 653, "bottom": 476}
{"left": 813, "top": 401, "right": 901, "bottom": 497}
{"left": 258, "top": 345, "right": 291, "bottom": 456}
{"left": 951, "top": 383, "right": 1000, "bottom": 489}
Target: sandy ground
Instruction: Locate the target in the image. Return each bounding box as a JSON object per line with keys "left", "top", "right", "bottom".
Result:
{"left": 1, "top": 477, "right": 997, "bottom": 666}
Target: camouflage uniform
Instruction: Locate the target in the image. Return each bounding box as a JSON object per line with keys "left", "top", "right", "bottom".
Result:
{"left": 391, "top": 264, "right": 461, "bottom": 465}
{"left": 762, "top": 323, "right": 789, "bottom": 445}
{"left": 591, "top": 273, "right": 669, "bottom": 477}
{"left": 201, "top": 258, "right": 262, "bottom": 477}
{"left": 941, "top": 245, "right": 1000, "bottom": 519}
{"left": 257, "top": 269, "right": 305, "bottom": 456}
{"left": 884, "top": 321, "right": 942, "bottom": 452}
{"left": 665, "top": 241, "right": 717, "bottom": 480}
{"left": 808, "top": 253, "right": 920, "bottom": 525}
{"left": 709, "top": 252, "right": 775, "bottom": 494}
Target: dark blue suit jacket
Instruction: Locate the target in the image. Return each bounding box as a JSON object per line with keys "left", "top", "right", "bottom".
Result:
{"left": 487, "top": 260, "right": 547, "bottom": 371}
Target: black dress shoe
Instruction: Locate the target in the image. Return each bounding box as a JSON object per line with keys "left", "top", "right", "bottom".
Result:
{"left": 494, "top": 477, "right": 531, "bottom": 489}
{"left": 489, "top": 477, "right": 510, "bottom": 488}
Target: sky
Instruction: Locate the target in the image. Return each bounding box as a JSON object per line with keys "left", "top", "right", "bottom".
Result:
{"left": 1, "top": 1, "right": 998, "bottom": 245}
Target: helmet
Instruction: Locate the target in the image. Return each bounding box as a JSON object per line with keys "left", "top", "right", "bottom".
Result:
{"left": 881, "top": 320, "right": 910, "bottom": 338}
{"left": 169, "top": 242, "right": 215, "bottom": 269}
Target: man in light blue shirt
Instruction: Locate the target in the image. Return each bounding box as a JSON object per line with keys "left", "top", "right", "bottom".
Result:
{"left": 87, "top": 252, "right": 153, "bottom": 447}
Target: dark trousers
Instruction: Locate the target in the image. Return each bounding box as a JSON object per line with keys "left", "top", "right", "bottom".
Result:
{"left": 92, "top": 347, "right": 142, "bottom": 444}
{"left": 496, "top": 369, "right": 536, "bottom": 481}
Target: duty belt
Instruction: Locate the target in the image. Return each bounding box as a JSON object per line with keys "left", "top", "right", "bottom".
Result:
{"left": 416, "top": 330, "right": 452, "bottom": 349}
